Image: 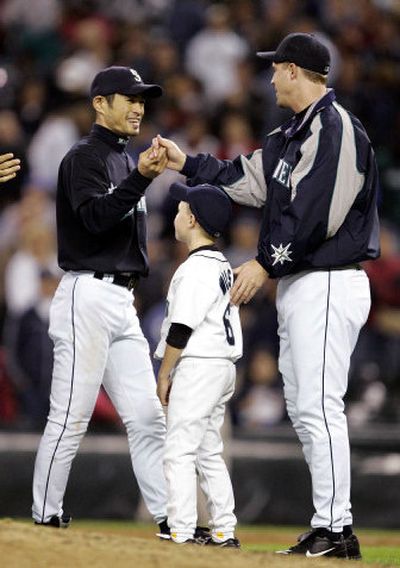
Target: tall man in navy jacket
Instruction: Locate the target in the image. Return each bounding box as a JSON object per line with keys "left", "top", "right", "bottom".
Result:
{"left": 152, "top": 33, "right": 380, "bottom": 559}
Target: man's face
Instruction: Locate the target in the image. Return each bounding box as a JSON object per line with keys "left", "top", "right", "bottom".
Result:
{"left": 99, "top": 93, "right": 145, "bottom": 137}
{"left": 270, "top": 62, "right": 293, "bottom": 109}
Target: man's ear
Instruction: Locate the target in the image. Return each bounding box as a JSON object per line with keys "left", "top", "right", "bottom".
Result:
{"left": 92, "top": 95, "right": 106, "bottom": 114}
{"left": 288, "top": 63, "right": 298, "bottom": 80}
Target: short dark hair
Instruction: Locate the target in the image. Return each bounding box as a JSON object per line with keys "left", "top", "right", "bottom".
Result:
{"left": 104, "top": 94, "right": 115, "bottom": 106}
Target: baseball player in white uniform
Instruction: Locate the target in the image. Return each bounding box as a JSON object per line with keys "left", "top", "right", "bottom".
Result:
{"left": 32, "top": 67, "right": 169, "bottom": 531}
{"left": 155, "top": 181, "right": 242, "bottom": 547}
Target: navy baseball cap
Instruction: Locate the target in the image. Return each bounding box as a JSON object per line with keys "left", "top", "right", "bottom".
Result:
{"left": 170, "top": 182, "right": 232, "bottom": 238}
{"left": 257, "top": 33, "right": 330, "bottom": 75}
{"left": 90, "top": 66, "right": 163, "bottom": 98}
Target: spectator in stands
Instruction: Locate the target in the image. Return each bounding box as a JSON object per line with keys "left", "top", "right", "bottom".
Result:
{"left": 0, "top": 110, "right": 28, "bottom": 207}
{"left": 27, "top": 102, "right": 92, "bottom": 192}
{"left": 3, "top": 221, "right": 57, "bottom": 403}
{"left": 185, "top": 3, "right": 248, "bottom": 104}
{"left": 350, "top": 224, "right": 400, "bottom": 421}
{"left": 216, "top": 111, "right": 257, "bottom": 160}
{"left": 225, "top": 211, "right": 260, "bottom": 268}
{"left": 15, "top": 266, "right": 60, "bottom": 429}
{"left": 235, "top": 347, "right": 285, "bottom": 429}
{"left": 15, "top": 265, "right": 120, "bottom": 430}
{"left": 4, "top": 222, "right": 57, "bottom": 316}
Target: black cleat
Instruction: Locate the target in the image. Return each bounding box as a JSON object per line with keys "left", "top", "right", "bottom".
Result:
{"left": 276, "top": 528, "right": 362, "bottom": 560}
{"left": 276, "top": 529, "right": 319, "bottom": 555}
{"left": 35, "top": 514, "right": 71, "bottom": 528}
{"left": 156, "top": 519, "right": 171, "bottom": 540}
{"left": 194, "top": 526, "right": 212, "bottom": 545}
{"left": 208, "top": 537, "right": 241, "bottom": 549}
{"left": 344, "top": 533, "right": 362, "bottom": 560}
{"left": 306, "top": 534, "right": 347, "bottom": 558}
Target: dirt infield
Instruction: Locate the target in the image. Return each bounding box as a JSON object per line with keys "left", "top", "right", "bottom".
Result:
{"left": 0, "top": 519, "right": 397, "bottom": 568}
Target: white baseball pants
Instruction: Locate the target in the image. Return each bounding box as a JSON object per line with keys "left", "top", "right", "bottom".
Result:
{"left": 164, "top": 358, "right": 236, "bottom": 542}
{"left": 32, "top": 272, "right": 167, "bottom": 524}
{"left": 277, "top": 268, "right": 371, "bottom": 532}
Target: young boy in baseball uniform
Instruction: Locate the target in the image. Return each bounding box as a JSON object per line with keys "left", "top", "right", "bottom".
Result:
{"left": 155, "top": 181, "right": 242, "bottom": 547}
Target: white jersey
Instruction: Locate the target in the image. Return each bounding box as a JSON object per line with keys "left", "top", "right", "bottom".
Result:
{"left": 155, "top": 247, "right": 242, "bottom": 362}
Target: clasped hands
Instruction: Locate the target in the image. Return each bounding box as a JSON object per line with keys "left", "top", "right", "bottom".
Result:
{"left": 137, "top": 134, "right": 187, "bottom": 179}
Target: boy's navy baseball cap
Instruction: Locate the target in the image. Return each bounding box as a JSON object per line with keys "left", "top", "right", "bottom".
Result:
{"left": 170, "top": 182, "right": 232, "bottom": 238}
{"left": 90, "top": 66, "right": 163, "bottom": 98}
{"left": 257, "top": 33, "right": 330, "bottom": 75}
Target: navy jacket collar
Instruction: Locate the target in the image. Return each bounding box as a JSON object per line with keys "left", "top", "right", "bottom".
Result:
{"left": 91, "top": 124, "right": 129, "bottom": 152}
{"left": 283, "top": 88, "right": 336, "bottom": 139}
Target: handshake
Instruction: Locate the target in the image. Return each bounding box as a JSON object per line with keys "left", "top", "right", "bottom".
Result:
{"left": 137, "top": 135, "right": 186, "bottom": 180}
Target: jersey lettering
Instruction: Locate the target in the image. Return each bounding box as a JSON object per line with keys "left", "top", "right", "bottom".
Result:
{"left": 223, "top": 303, "right": 235, "bottom": 346}
{"left": 272, "top": 158, "right": 292, "bottom": 188}
{"left": 219, "top": 269, "right": 233, "bottom": 294}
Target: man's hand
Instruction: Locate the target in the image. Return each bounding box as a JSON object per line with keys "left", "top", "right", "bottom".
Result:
{"left": 0, "top": 153, "right": 21, "bottom": 183}
{"left": 150, "top": 134, "right": 186, "bottom": 171}
{"left": 157, "top": 372, "right": 172, "bottom": 406}
{"left": 138, "top": 146, "right": 168, "bottom": 179}
{"left": 231, "top": 259, "right": 268, "bottom": 305}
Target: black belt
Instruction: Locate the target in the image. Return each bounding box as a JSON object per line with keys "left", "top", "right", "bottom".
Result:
{"left": 311, "top": 263, "right": 363, "bottom": 272}
{"left": 329, "top": 263, "right": 363, "bottom": 271}
{"left": 93, "top": 272, "right": 140, "bottom": 291}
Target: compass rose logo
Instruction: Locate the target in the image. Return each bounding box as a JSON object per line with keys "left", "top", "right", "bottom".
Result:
{"left": 271, "top": 242, "right": 293, "bottom": 266}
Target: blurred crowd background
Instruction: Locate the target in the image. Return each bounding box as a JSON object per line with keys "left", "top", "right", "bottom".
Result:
{"left": 0, "top": 0, "right": 399, "bottom": 434}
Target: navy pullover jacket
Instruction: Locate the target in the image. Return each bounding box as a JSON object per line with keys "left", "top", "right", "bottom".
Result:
{"left": 182, "top": 89, "right": 380, "bottom": 278}
{"left": 57, "top": 124, "right": 152, "bottom": 275}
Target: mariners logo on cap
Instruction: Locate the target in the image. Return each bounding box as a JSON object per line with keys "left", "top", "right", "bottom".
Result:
{"left": 130, "top": 69, "right": 142, "bottom": 82}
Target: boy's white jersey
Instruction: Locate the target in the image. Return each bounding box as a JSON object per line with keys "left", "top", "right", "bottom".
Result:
{"left": 155, "top": 248, "right": 242, "bottom": 361}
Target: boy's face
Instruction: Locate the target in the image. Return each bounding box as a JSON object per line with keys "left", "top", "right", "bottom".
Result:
{"left": 174, "top": 201, "right": 194, "bottom": 243}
